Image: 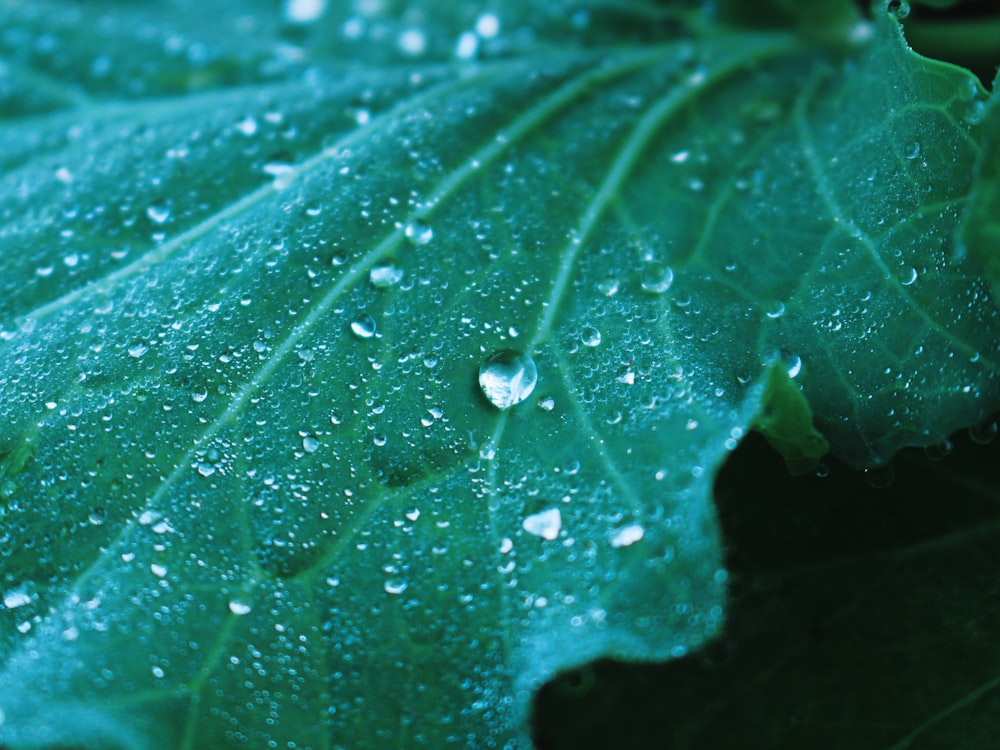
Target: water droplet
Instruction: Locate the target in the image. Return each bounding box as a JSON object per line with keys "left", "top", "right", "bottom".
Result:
{"left": 234, "top": 115, "right": 258, "bottom": 136}
{"left": 302, "top": 436, "right": 320, "bottom": 453}
{"left": 969, "top": 420, "right": 998, "bottom": 445}
{"left": 864, "top": 463, "right": 895, "bottom": 488}
{"left": 964, "top": 99, "right": 986, "bottom": 125}
{"left": 369, "top": 262, "right": 404, "bottom": 288}
{"left": 581, "top": 326, "right": 602, "bottom": 347}
{"left": 903, "top": 141, "right": 920, "bottom": 159}
{"left": 888, "top": 0, "right": 910, "bottom": 20}
{"left": 522, "top": 508, "right": 561, "bottom": 540}
{"left": 610, "top": 524, "right": 644, "bottom": 548}
{"left": 263, "top": 151, "right": 295, "bottom": 178}
{"left": 151, "top": 666, "right": 165, "bottom": 679}
{"left": 479, "top": 350, "right": 537, "bottom": 410}
{"left": 398, "top": 28, "right": 427, "bottom": 56}
{"left": 128, "top": 342, "right": 149, "bottom": 358}
{"left": 640, "top": 263, "right": 674, "bottom": 294}
{"left": 350, "top": 312, "right": 377, "bottom": 339}
{"left": 88, "top": 508, "right": 107, "bottom": 526}
{"left": 228, "top": 600, "right": 252, "bottom": 615}
{"left": 765, "top": 301, "right": 786, "bottom": 319}
{"left": 771, "top": 349, "right": 802, "bottom": 379}
{"left": 2, "top": 588, "right": 31, "bottom": 609}
{"left": 898, "top": 266, "right": 918, "bottom": 286}
{"left": 597, "top": 276, "right": 620, "bottom": 297}
{"left": 404, "top": 219, "right": 433, "bottom": 246}
{"left": 146, "top": 203, "right": 170, "bottom": 225}
{"left": 475, "top": 13, "right": 500, "bottom": 38}
{"left": 537, "top": 396, "right": 555, "bottom": 412}
{"left": 924, "top": 440, "right": 953, "bottom": 461}
{"left": 455, "top": 31, "right": 479, "bottom": 60}
{"left": 284, "top": 0, "right": 328, "bottom": 24}
{"left": 384, "top": 579, "right": 409, "bottom": 595}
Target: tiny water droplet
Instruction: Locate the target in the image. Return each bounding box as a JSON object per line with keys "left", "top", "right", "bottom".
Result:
{"left": 580, "top": 326, "right": 602, "bottom": 347}
{"left": 398, "top": 28, "right": 427, "bottom": 56}
{"left": 479, "top": 349, "right": 537, "bottom": 410}
{"left": 146, "top": 203, "right": 170, "bottom": 225}
{"left": 610, "top": 524, "right": 644, "bottom": 548}
{"left": 369, "top": 262, "right": 404, "bottom": 288}
{"left": 765, "top": 301, "right": 786, "bottom": 319}
{"left": 640, "top": 263, "right": 674, "bottom": 294}
{"left": 88, "top": 508, "right": 107, "bottom": 526}
{"left": 228, "top": 600, "right": 252, "bottom": 615}
{"left": 475, "top": 12, "right": 500, "bottom": 38}
{"left": 537, "top": 395, "right": 555, "bottom": 412}
{"left": 887, "top": 0, "right": 910, "bottom": 20}
{"left": 284, "top": 0, "right": 328, "bottom": 24}
{"left": 903, "top": 141, "right": 920, "bottom": 159}
{"left": 898, "top": 266, "right": 918, "bottom": 286}
{"left": 234, "top": 115, "right": 258, "bottom": 136}
{"left": 404, "top": 219, "right": 433, "bottom": 246}
{"left": 597, "top": 276, "right": 620, "bottom": 297}
{"left": 522, "top": 508, "right": 561, "bottom": 540}
{"left": 128, "top": 342, "right": 149, "bottom": 358}
{"left": 350, "top": 312, "right": 377, "bottom": 339}
{"left": 263, "top": 151, "right": 296, "bottom": 178}
{"left": 384, "top": 579, "right": 409, "bottom": 595}
{"left": 302, "top": 436, "right": 320, "bottom": 453}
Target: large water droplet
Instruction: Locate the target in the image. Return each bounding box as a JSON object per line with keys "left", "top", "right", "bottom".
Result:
{"left": 522, "top": 508, "right": 561, "bottom": 540}
{"left": 370, "top": 262, "right": 404, "bottom": 288}
{"left": 404, "top": 219, "right": 433, "bottom": 246}
{"left": 640, "top": 263, "right": 674, "bottom": 294}
{"left": 581, "top": 326, "right": 602, "bottom": 347}
{"left": 350, "top": 312, "right": 377, "bottom": 339}
{"left": 2, "top": 588, "right": 31, "bottom": 609}
{"left": 479, "top": 349, "right": 537, "bottom": 410}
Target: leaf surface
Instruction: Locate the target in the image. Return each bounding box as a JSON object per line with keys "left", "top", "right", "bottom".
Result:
{"left": 0, "top": 2, "right": 997, "bottom": 748}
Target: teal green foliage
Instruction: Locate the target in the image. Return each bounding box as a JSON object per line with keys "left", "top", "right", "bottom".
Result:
{"left": 0, "top": 1, "right": 997, "bottom": 748}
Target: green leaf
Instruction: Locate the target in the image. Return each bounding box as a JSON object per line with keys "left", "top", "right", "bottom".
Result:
{"left": 960, "top": 80, "right": 1000, "bottom": 295}
{"left": 751, "top": 364, "right": 830, "bottom": 475}
{"left": 535, "top": 431, "right": 1000, "bottom": 749}
{"left": 0, "top": 2, "right": 997, "bottom": 748}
